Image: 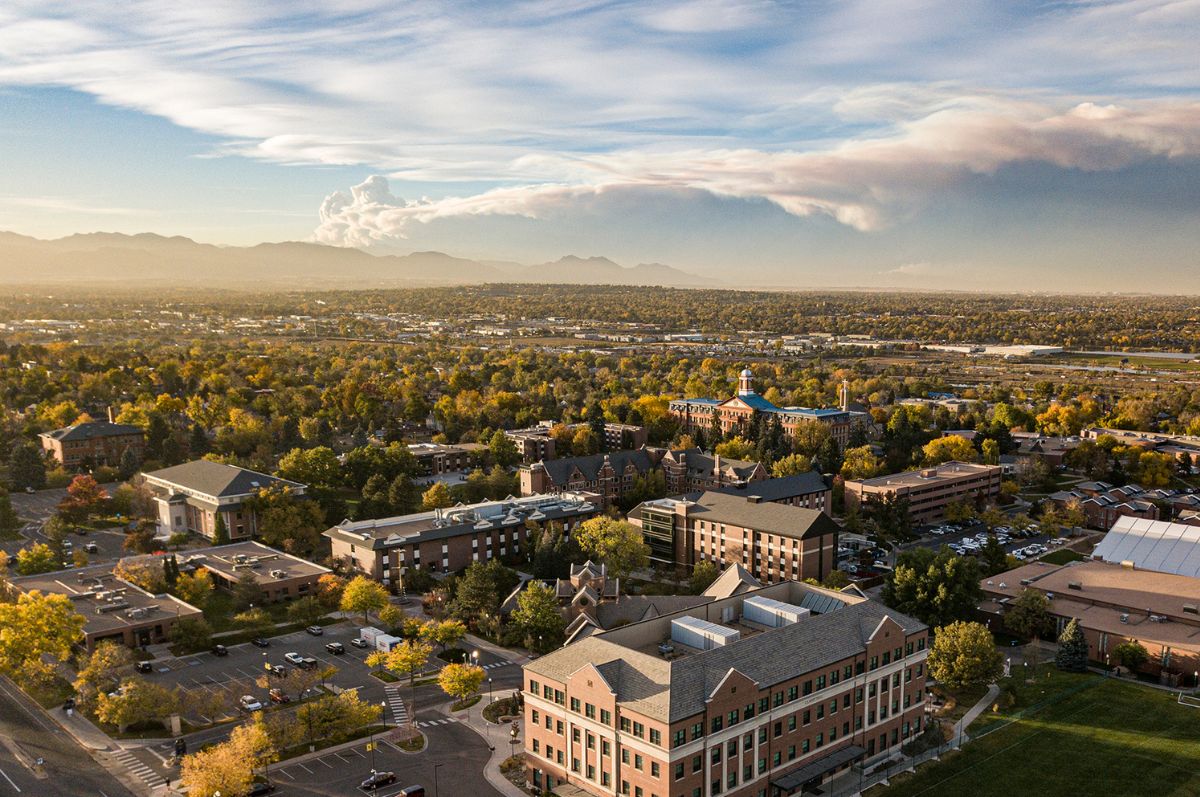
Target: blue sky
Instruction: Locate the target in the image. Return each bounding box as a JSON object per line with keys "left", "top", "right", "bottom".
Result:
{"left": 0, "top": 1, "right": 1197, "bottom": 290}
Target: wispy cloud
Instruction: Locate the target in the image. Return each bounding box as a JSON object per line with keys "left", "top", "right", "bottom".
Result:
{"left": 0, "top": 195, "right": 149, "bottom": 216}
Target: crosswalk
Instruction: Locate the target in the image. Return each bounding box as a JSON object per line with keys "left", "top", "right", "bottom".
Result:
{"left": 110, "top": 748, "right": 161, "bottom": 789}
{"left": 384, "top": 685, "right": 409, "bottom": 726}
{"left": 480, "top": 659, "right": 513, "bottom": 671}
{"left": 416, "top": 717, "right": 461, "bottom": 728}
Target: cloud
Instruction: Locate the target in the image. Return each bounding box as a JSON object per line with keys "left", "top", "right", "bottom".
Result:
{"left": 314, "top": 97, "right": 1200, "bottom": 244}
{"left": 883, "top": 262, "right": 935, "bottom": 277}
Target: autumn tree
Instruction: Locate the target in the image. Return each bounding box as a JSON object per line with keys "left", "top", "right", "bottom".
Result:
{"left": 840, "top": 446, "right": 883, "bottom": 480}
{"left": 714, "top": 436, "right": 755, "bottom": 461}
{"left": 16, "top": 543, "right": 60, "bottom": 575}
{"left": 438, "top": 662, "right": 486, "bottom": 713}
{"left": 420, "top": 618, "right": 467, "bottom": 652}
{"left": 573, "top": 516, "right": 651, "bottom": 581}
{"left": 771, "top": 454, "right": 811, "bottom": 478}
{"left": 74, "top": 641, "right": 134, "bottom": 709}
{"left": 927, "top": 621, "right": 1003, "bottom": 691}
{"left": 180, "top": 717, "right": 273, "bottom": 797}
{"left": 385, "top": 639, "right": 433, "bottom": 687}
{"left": 922, "top": 435, "right": 977, "bottom": 466}
{"left": 234, "top": 607, "right": 274, "bottom": 639}
{"left": 96, "top": 678, "right": 178, "bottom": 733}
{"left": 169, "top": 616, "right": 213, "bottom": 652}
{"left": 246, "top": 485, "right": 325, "bottom": 555}
{"left": 1113, "top": 641, "right": 1149, "bottom": 673}
{"left": 689, "top": 560, "right": 721, "bottom": 594}
{"left": 173, "top": 569, "right": 214, "bottom": 610}
{"left": 57, "top": 475, "right": 110, "bottom": 523}
{"left": 340, "top": 575, "right": 389, "bottom": 624}
{"left": 0, "top": 591, "right": 85, "bottom": 686}
{"left": 287, "top": 595, "right": 326, "bottom": 627}
{"left": 421, "top": 481, "right": 453, "bottom": 510}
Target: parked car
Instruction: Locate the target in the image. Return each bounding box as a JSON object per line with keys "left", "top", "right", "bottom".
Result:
{"left": 325, "top": 642, "right": 345, "bottom": 655}
{"left": 284, "top": 652, "right": 305, "bottom": 666}
{"left": 251, "top": 637, "right": 270, "bottom": 648}
{"left": 269, "top": 665, "right": 289, "bottom": 678}
{"left": 135, "top": 661, "right": 153, "bottom": 673}
{"left": 268, "top": 688, "right": 290, "bottom": 704}
{"left": 360, "top": 771, "right": 397, "bottom": 790}
{"left": 305, "top": 625, "right": 324, "bottom": 636}
{"left": 248, "top": 783, "right": 276, "bottom": 796}
{"left": 350, "top": 638, "right": 369, "bottom": 649}
{"left": 84, "top": 542, "right": 99, "bottom": 553}
{"left": 211, "top": 644, "right": 228, "bottom": 657}
{"left": 299, "top": 657, "right": 318, "bottom": 670}
{"left": 398, "top": 786, "right": 425, "bottom": 797}
{"left": 239, "top": 695, "right": 263, "bottom": 712}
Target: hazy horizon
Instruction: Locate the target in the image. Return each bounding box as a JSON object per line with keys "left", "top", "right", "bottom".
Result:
{"left": 0, "top": 2, "right": 1198, "bottom": 292}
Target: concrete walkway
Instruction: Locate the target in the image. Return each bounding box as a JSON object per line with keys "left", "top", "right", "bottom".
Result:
{"left": 435, "top": 697, "right": 528, "bottom": 797}
{"left": 955, "top": 683, "right": 1000, "bottom": 741}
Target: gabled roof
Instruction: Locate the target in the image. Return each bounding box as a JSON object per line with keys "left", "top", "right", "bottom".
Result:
{"left": 708, "top": 472, "right": 828, "bottom": 502}
{"left": 701, "top": 563, "right": 761, "bottom": 599}
{"left": 41, "top": 421, "right": 143, "bottom": 442}
{"left": 689, "top": 491, "right": 839, "bottom": 539}
{"left": 142, "top": 460, "right": 304, "bottom": 498}
{"left": 536, "top": 449, "right": 655, "bottom": 486}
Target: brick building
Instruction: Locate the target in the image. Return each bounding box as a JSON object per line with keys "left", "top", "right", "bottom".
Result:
{"left": 178, "top": 540, "right": 331, "bottom": 604}
{"left": 407, "top": 442, "right": 478, "bottom": 477}
{"left": 141, "top": 460, "right": 307, "bottom": 541}
{"left": 39, "top": 420, "right": 145, "bottom": 470}
{"left": 628, "top": 491, "right": 840, "bottom": 583}
{"left": 323, "top": 492, "right": 602, "bottom": 589}
{"left": 521, "top": 447, "right": 766, "bottom": 509}
{"left": 669, "top": 370, "right": 873, "bottom": 451}
{"left": 523, "top": 580, "right": 929, "bottom": 797}
{"left": 705, "top": 472, "right": 832, "bottom": 516}
{"left": 506, "top": 421, "right": 649, "bottom": 465}
{"left": 843, "top": 461, "right": 1002, "bottom": 524}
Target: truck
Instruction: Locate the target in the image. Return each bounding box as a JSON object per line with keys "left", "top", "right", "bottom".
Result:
{"left": 375, "top": 633, "right": 402, "bottom": 653}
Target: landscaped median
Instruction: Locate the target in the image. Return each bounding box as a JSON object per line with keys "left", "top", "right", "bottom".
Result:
{"left": 868, "top": 671, "right": 1200, "bottom": 796}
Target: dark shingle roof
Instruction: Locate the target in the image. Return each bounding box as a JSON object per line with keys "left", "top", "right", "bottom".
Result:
{"left": 538, "top": 449, "right": 655, "bottom": 486}
{"left": 143, "top": 460, "right": 302, "bottom": 498}
{"left": 709, "top": 472, "right": 828, "bottom": 502}
{"left": 690, "top": 491, "right": 839, "bottom": 539}
{"left": 41, "top": 421, "right": 143, "bottom": 442}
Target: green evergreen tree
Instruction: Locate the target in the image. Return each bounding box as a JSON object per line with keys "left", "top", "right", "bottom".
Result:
{"left": 1054, "top": 618, "right": 1088, "bottom": 672}
{"left": 8, "top": 443, "right": 46, "bottom": 491}
{"left": 212, "top": 514, "right": 230, "bottom": 545}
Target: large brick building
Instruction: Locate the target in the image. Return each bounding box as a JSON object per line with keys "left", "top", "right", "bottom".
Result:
{"left": 628, "top": 491, "right": 841, "bottom": 583}
{"left": 323, "top": 492, "right": 602, "bottom": 589}
{"left": 705, "top": 472, "right": 832, "bottom": 516}
{"left": 506, "top": 421, "right": 649, "bottom": 464}
{"left": 523, "top": 580, "right": 929, "bottom": 797}
{"left": 141, "top": 460, "right": 307, "bottom": 541}
{"left": 40, "top": 420, "right": 145, "bottom": 470}
{"left": 670, "top": 370, "right": 873, "bottom": 450}
{"left": 843, "top": 461, "right": 1003, "bottom": 524}
{"left": 521, "top": 447, "right": 767, "bottom": 509}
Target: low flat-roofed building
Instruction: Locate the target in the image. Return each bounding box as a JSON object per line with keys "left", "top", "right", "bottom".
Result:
{"left": 979, "top": 559, "right": 1200, "bottom": 681}
{"left": 628, "top": 490, "right": 840, "bottom": 582}
{"left": 704, "top": 471, "right": 832, "bottom": 515}
{"left": 407, "top": 442, "right": 480, "bottom": 477}
{"left": 178, "top": 540, "right": 331, "bottom": 603}
{"left": 40, "top": 420, "right": 145, "bottom": 470}
{"left": 843, "top": 461, "right": 1002, "bottom": 524}
{"left": 11, "top": 563, "right": 202, "bottom": 651}
{"left": 324, "top": 491, "right": 602, "bottom": 588}
{"left": 523, "top": 580, "right": 929, "bottom": 796}
{"left": 141, "top": 460, "right": 307, "bottom": 541}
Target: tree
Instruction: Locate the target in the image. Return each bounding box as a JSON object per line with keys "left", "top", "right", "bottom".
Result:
{"left": 173, "top": 570, "right": 214, "bottom": 610}
{"left": 57, "top": 475, "right": 110, "bottom": 522}
{"left": 123, "top": 524, "right": 158, "bottom": 555}
{"left": 451, "top": 560, "right": 519, "bottom": 624}
{"left": 488, "top": 430, "right": 520, "bottom": 468}
{"left": 0, "top": 590, "right": 85, "bottom": 685}
{"left": 943, "top": 499, "right": 975, "bottom": 524}
{"left": 316, "top": 573, "right": 347, "bottom": 610}
{"left": 978, "top": 505, "right": 1006, "bottom": 532}
{"left": 571, "top": 426, "right": 599, "bottom": 456}
{"left": 113, "top": 558, "right": 166, "bottom": 593}
{"left": 232, "top": 570, "right": 264, "bottom": 609}
{"left": 980, "top": 438, "right": 1000, "bottom": 466}
{"left": 1113, "top": 641, "right": 1149, "bottom": 672}
{"left": 169, "top": 616, "right": 213, "bottom": 652}
{"left": 379, "top": 604, "right": 405, "bottom": 631}
{"left": 1054, "top": 618, "right": 1088, "bottom": 672}
{"left": 15, "top": 543, "right": 60, "bottom": 575}
{"left": 287, "top": 595, "right": 326, "bottom": 627}
{"left": 1005, "top": 589, "right": 1053, "bottom": 641}
{"left": 421, "top": 481, "right": 453, "bottom": 511}
{"left": 770, "top": 454, "right": 811, "bottom": 478}
{"left": 295, "top": 691, "right": 382, "bottom": 746}
{"left": 276, "top": 446, "right": 341, "bottom": 490}
{"left": 8, "top": 442, "right": 46, "bottom": 492}
{"left": 882, "top": 547, "right": 982, "bottom": 628}
{"left": 573, "top": 516, "right": 650, "bottom": 581}
{"left": 74, "top": 641, "right": 134, "bottom": 708}
{"left": 0, "top": 489, "right": 20, "bottom": 533}
{"left": 689, "top": 560, "right": 720, "bottom": 594}
{"left": 927, "top": 621, "right": 1003, "bottom": 691}
{"left": 212, "top": 513, "right": 230, "bottom": 545}
{"left": 179, "top": 717, "right": 268, "bottom": 797}
{"left": 233, "top": 607, "right": 274, "bottom": 639}
{"left": 922, "top": 436, "right": 977, "bottom": 466}
{"left": 714, "top": 436, "right": 755, "bottom": 460}
{"left": 385, "top": 639, "right": 433, "bottom": 687}
{"left": 246, "top": 485, "right": 326, "bottom": 556}
{"left": 510, "top": 581, "right": 566, "bottom": 653}
{"left": 840, "top": 446, "right": 883, "bottom": 480}
{"left": 438, "top": 662, "right": 486, "bottom": 711}
{"left": 861, "top": 493, "right": 915, "bottom": 545}
{"left": 95, "top": 678, "right": 178, "bottom": 733}
{"left": 340, "top": 575, "right": 389, "bottom": 624}
{"left": 420, "top": 618, "right": 467, "bottom": 652}
{"left": 527, "top": 522, "right": 581, "bottom": 580}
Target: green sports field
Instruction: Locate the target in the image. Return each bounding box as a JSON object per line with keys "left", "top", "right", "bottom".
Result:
{"left": 874, "top": 672, "right": 1200, "bottom": 797}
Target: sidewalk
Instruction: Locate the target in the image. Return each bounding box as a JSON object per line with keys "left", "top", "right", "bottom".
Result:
{"left": 955, "top": 683, "right": 1000, "bottom": 741}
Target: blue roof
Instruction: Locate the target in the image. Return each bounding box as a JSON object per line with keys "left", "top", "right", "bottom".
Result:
{"left": 673, "top": 397, "right": 722, "bottom": 406}
{"left": 737, "top": 393, "right": 780, "bottom": 411}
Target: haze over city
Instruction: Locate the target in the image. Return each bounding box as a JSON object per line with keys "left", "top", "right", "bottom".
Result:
{"left": 1, "top": 1, "right": 1198, "bottom": 291}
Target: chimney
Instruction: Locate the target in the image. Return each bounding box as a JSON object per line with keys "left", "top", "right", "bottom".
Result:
{"left": 107, "top": 406, "right": 114, "bottom": 423}
{"left": 840, "top": 379, "right": 850, "bottom": 412}
{"left": 714, "top": 453, "right": 721, "bottom": 474}
{"left": 747, "top": 495, "right": 763, "bottom": 504}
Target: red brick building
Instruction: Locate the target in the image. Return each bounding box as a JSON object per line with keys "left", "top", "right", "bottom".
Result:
{"left": 40, "top": 421, "right": 145, "bottom": 470}
{"left": 524, "top": 581, "right": 929, "bottom": 797}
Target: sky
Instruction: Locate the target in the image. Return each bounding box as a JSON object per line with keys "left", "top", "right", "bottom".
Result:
{"left": 0, "top": 1, "right": 1198, "bottom": 291}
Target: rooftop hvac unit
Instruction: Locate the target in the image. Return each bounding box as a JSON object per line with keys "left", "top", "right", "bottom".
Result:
{"left": 96, "top": 601, "right": 129, "bottom": 614}
{"left": 743, "top": 596, "right": 810, "bottom": 628}
{"left": 127, "top": 608, "right": 147, "bottom": 619}
{"left": 670, "top": 616, "right": 740, "bottom": 651}
{"left": 93, "top": 590, "right": 112, "bottom": 601}
{"left": 270, "top": 569, "right": 285, "bottom": 579}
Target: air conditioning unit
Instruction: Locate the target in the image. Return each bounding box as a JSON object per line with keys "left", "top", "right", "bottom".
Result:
{"left": 270, "top": 569, "right": 285, "bottom": 579}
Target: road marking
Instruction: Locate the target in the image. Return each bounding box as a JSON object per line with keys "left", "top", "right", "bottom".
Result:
{"left": 296, "top": 763, "right": 313, "bottom": 774}
{"left": 316, "top": 757, "right": 334, "bottom": 768}
{"left": 0, "top": 767, "right": 20, "bottom": 792}
{"left": 349, "top": 748, "right": 365, "bottom": 758}
{"left": 0, "top": 678, "right": 59, "bottom": 734}
{"left": 279, "top": 769, "right": 295, "bottom": 779}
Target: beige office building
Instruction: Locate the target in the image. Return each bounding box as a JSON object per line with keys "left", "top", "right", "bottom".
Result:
{"left": 843, "top": 461, "right": 1002, "bottom": 524}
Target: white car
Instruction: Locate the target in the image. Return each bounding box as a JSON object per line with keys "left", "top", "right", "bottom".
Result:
{"left": 284, "top": 652, "right": 305, "bottom": 666}
{"left": 239, "top": 695, "right": 263, "bottom": 712}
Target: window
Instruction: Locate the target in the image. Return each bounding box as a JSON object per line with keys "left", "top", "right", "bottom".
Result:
{"left": 556, "top": 721, "right": 564, "bottom": 735}
{"left": 543, "top": 685, "right": 553, "bottom": 700}
{"left": 712, "top": 716, "right": 723, "bottom": 733}
{"left": 650, "top": 729, "right": 661, "bottom": 746}
{"left": 727, "top": 739, "right": 738, "bottom": 757}
{"left": 727, "top": 709, "right": 739, "bottom": 726}
{"left": 882, "top": 651, "right": 891, "bottom": 665}
{"left": 758, "top": 697, "right": 769, "bottom": 714}
{"left": 744, "top": 702, "right": 755, "bottom": 719}
{"left": 571, "top": 697, "right": 581, "bottom": 713}
{"left": 816, "top": 675, "right": 826, "bottom": 690}
{"left": 802, "top": 739, "right": 810, "bottom": 753}
{"left": 870, "top": 656, "right": 878, "bottom": 670}
{"left": 651, "top": 762, "right": 660, "bottom": 778}
{"left": 601, "top": 709, "right": 612, "bottom": 725}
{"left": 622, "top": 749, "right": 630, "bottom": 765}
{"left": 621, "top": 718, "right": 632, "bottom": 733}
{"left": 633, "top": 722, "right": 645, "bottom": 738}
{"left": 572, "top": 728, "right": 580, "bottom": 744}
{"left": 830, "top": 699, "right": 838, "bottom": 715}
{"left": 692, "top": 754, "right": 702, "bottom": 773}
{"left": 572, "top": 758, "right": 580, "bottom": 773}
{"left": 692, "top": 722, "right": 704, "bottom": 740}
{"left": 674, "top": 762, "right": 684, "bottom": 780}
{"left": 585, "top": 703, "right": 596, "bottom": 719}
{"left": 673, "top": 729, "right": 686, "bottom": 748}
{"left": 774, "top": 721, "right": 782, "bottom": 738}
{"left": 530, "top": 679, "right": 540, "bottom": 695}
{"left": 587, "top": 733, "right": 595, "bottom": 750}
{"left": 587, "top": 764, "right": 595, "bottom": 780}
{"left": 788, "top": 715, "right": 796, "bottom": 731}
{"left": 803, "top": 680, "right": 813, "bottom": 696}
{"left": 711, "top": 747, "right": 721, "bottom": 765}
{"left": 635, "top": 754, "right": 643, "bottom": 771}
{"left": 533, "top": 739, "right": 540, "bottom": 753}
{"left": 788, "top": 745, "right": 796, "bottom": 761}
{"left": 816, "top": 732, "right": 824, "bottom": 749}
{"left": 774, "top": 691, "right": 784, "bottom": 707}
{"left": 788, "top": 686, "right": 799, "bottom": 701}
{"left": 602, "top": 740, "right": 611, "bottom": 756}
{"left": 758, "top": 728, "right": 767, "bottom": 744}
{"left": 532, "top": 710, "right": 539, "bottom": 724}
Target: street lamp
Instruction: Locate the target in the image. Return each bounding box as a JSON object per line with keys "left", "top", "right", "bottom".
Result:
{"left": 433, "top": 762, "right": 444, "bottom": 797}
{"left": 488, "top": 677, "right": 493, "bottom": 703}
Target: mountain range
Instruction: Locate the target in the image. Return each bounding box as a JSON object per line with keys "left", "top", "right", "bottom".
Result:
{"left": 0, "top": 232, "right": 717, "bottom": 288}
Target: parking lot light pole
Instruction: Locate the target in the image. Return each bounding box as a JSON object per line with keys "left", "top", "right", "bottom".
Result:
{"left": 433, "top": 762, "right": 444, "bottom": 797}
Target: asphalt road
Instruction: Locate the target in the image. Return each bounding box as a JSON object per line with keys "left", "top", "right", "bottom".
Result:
{"left": 0, "top": 677, "right": 136, "bottom": 797}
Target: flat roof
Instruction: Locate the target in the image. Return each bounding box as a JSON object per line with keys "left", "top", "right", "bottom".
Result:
{"left": 13, "top": 564, "right": 201, "bottom": 637}
{"left": 1092, "top": 516, "right": 1200, "bottom": 578}
{"left": 848, "top": 461, "right": 1000, "bottom": 488}
{"left": 180, "top": 540, "right": 330, "bottom": 582}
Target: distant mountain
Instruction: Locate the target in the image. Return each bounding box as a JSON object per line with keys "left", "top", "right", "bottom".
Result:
{"left": 0, "top": 232, "right": 715, "bottom": 288}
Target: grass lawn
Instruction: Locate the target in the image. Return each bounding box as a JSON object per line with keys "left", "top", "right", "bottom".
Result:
{"left": 1039, "top": 548, "right": 1084, "bottom": 566}
{"left": 874, "top": 672, "right": 1200, "bottom": 797}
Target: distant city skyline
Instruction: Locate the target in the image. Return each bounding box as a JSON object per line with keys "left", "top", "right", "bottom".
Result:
{"left": 0, "top": 1, "right": 1197, "bottom": 291}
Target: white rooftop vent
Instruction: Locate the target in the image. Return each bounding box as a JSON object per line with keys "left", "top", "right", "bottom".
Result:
{"left": 670, "top": 616, "right": 740, "bottom": 650}
{"left": 743, "top": 596, "right": 810, "bottom": 628}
